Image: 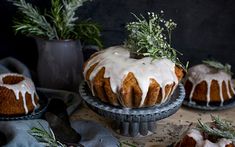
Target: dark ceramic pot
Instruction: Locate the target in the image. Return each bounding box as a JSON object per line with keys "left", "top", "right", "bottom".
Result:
{"left": 36, "top": 38, "right": 84, "bottom": 92}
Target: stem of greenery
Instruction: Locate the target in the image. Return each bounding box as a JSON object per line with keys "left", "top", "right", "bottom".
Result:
{"left": 28, "top": 122, "right": 66, "bottom": 147}
{"left": 9, "top": 0, "right": 56, "bottom": 39}
{"left": 8, "top": 0, "right": 103, "bottom": 48}
{"left": 197, "top": 115, "right": 235, "bottom": 142}
{"left": 202, "top": 59, "right": 233, "bottom": 75}
{"left": 125, "top": 11, "right": 185, "bottom": 69}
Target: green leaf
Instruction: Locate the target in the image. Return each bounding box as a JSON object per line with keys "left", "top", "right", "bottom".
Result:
{"left": 197, "top": 115, "right": 235, "bottom": 141}
{"left": 125, "top": 12, "right": 184, "bottom": 68}
{"left": 202, "top": 59, "right": 233, "bottom": 75}
{"left": 8, "top": 0, "right": 102, "bottom": 44}
{"left": 28, "top": 122, "right": 66, "bottom": 147}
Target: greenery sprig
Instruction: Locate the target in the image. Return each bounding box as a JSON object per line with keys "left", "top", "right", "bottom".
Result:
{"left": 9, "top": 0, "right": 56, "bottom": 39}
{"left": 29, "top": 123, "right": 66, "bottom": 147}
{"left": 202, "top": 59, "right": 233, "bottom": 75}
{"left": 197, "top": 115, "right": 235, "bottom": 142}
{"left": 120, "top": 141, "right": 136, "bottom": 147}
{"left": 8, "top": 0, "right": 103, "bottom": 48}
{"left": 125, "top": 11, "right": 184, "bottom": 67}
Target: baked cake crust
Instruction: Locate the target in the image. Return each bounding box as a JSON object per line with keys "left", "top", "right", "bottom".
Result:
{"left": 185, "top": 64, "right": 235, "bottom": 106}
{"left": 0, "top": 73, "right": 39, "bottom": 116}
{"left": 176, "top": 129, "right": 235, "bottom": 147}
{"left": 83, "top": 46, "right": 184, "bottom": 108}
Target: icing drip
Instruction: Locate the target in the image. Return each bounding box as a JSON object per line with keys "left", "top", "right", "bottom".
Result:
{"left": 187, "top": 64, "right": 233, "bottom": 106}
{"left": 206, "top": 84, "right": 210, "bottom": 107}
{"left": 0, "top": 73, "right": 38, "bottom": 114}
{"left": 189, "top": 84, "right": 196, "bottom": 103}
{"left": 83, "top": 46, "right": 179, "bottom": 107}
{"left": 187, "top": 129, "right": 233, "bottom": 147}
{"left": 230, "top": 80, "right": 235, "bottom": 95}
{"left": 219, "top": 81, "right": 224, "bottom": 106}
{"left": 226, "top": 81, "right": 231, "bottom": 98}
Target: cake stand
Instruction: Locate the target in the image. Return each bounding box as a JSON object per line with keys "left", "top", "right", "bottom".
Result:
{"left": 79, "top": 81, "right": 185, "bottom": 137}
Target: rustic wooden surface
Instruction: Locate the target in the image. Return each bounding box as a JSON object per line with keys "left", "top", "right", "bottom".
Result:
{"left": 70, "top": 102, "right": 235, "bottom": 147}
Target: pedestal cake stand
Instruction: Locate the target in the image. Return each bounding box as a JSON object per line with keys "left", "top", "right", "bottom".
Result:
{"left": 79, "top": 81, "right": 185, "bottom": 137}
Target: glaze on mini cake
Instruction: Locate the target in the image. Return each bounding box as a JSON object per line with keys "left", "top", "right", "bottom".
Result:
{"left": 0, "top": 73, "right": 39, "bottom": 116}
{"left": 185, "top": 64, "right": 235, "bottom": 106}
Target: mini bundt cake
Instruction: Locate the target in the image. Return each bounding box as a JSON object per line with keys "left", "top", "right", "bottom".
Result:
{"left": 184, "top": 61, "right": 235, "bottom": 106}
{"left": 0, "top": 73, "right": 39, "bottom": 116}
{"left": 83, "top": 46, "right": 184, "bottom": 108}
{"left": 176, "top": 116, "right": 235, "bottom": 147}
{"left": 175, "top": 128, "right": 234, "bottom": 147}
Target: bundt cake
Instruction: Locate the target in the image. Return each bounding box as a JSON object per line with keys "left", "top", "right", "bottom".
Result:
{"left": 176, "top": 116, "right": 235, "bottom": 147}
{"left": 175, "top": 128, "right": 234, "bottom": 147}
{"left": 83, "top": 46, "right": 184, "bottom": 108}
{"left": 0, "top": 73, "right": 39, "bottom": 116}
{"left": 184, "top": 61, "right": 235, "bottom": 106}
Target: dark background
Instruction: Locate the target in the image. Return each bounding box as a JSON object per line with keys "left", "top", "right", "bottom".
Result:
{"left": 0, "top": 0, "right": 235, "bottom": 73}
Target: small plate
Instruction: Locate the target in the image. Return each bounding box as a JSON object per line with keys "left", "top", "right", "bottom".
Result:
{"left": 183, "top": 98, "right": 235, "bottom": 111}
{"left": 0, "top": 91, "right": 49, "bottom": 121}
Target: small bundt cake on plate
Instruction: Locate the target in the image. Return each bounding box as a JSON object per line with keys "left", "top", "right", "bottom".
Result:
{"left": 176, "top": 116, "right": 235, "bottom": 147}
{"left": 83, "top": 46, "right": 184, "bottom": 108}
{"left": 184, "top": 60, "right": 234, "bottom": 107}
{"left": 0, "top": 73, "right": 39, "bottom": 116}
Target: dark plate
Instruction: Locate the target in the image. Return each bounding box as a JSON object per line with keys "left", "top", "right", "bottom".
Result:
{"left": 183, "top": 98, "right": 235, "bottom": 111}
{"left": 0, "top": 90, "right": 48, "bottom": 121}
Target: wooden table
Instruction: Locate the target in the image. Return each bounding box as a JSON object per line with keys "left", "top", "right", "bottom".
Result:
{"left": 70, "top": 102, "right": 235, "bottom": 147}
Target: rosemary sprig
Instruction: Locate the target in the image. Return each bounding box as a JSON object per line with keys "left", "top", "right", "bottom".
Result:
{"left": 125, "top": 11, "right": 184, "bottom": 68}
{"left": 211, "top": 115, "right": 233, "bottom": 131}
{"left": 60, "top": 0, "right": 86, "bottom": 39}
{"left": 197, "top": 115, "right": 235, "bottom": 141}
{"left": 9, "top": 0, "right": 56, "bottom": 39}
{"left": 202, "top": 59, "right": 233, "bottom": 75}
{"left": 75, "top": 20, "right": 103, "bottom": 48}
{"left": 120, "top": 141, "right": 136, "bottom": 147}
{"left": 29, "top": 123, "right": 66, "bottom": 147}
{"left": 8, "top": 0, "right": 103, "bottom": 47}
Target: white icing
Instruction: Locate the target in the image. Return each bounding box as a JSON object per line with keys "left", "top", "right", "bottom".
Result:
{"left": 187, "top": 129, "right": 232, "bottom": 147}
{"left": 83, "top": 46, "right": 179, "bottom": 107}
{"left": 0, "top": 73, "right": 38, "bottom": 114}
{"left": 187, "top": 64, "right": 234, "bottom": 106}
{"left": 226, "top": 81, "right": 231, "bottom": 98}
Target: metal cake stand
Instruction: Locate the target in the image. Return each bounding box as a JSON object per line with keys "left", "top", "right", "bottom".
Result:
{"left": 79, "top": 81, "right": 185, "bottom": 137}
